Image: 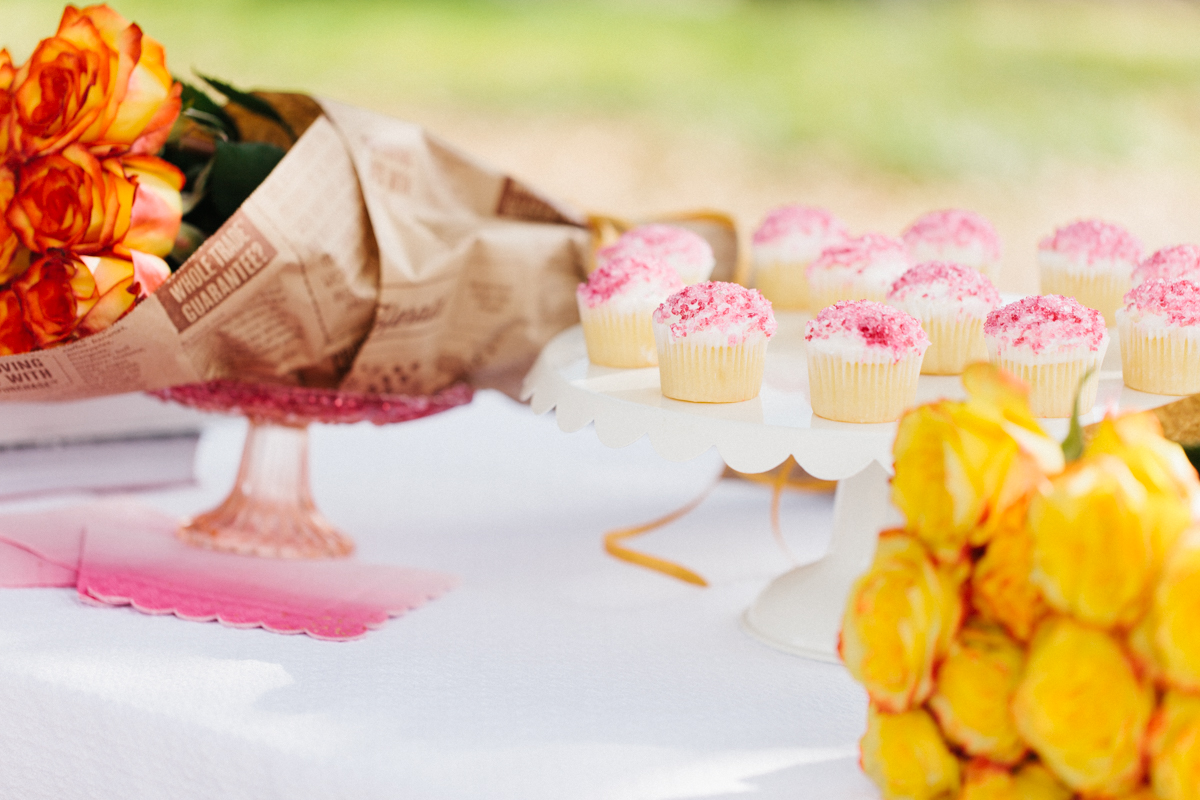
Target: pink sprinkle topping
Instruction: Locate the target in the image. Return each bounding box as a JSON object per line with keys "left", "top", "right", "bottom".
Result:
{"left": 1123, "top": 279, "right": 1200, "bottom": 326}
{"left": 984, "top": 295, "right": 1107, "bottom": 353}
{"left": 598, "top": 224, "right": 712, "bottom": 268}
{"left": 805, "top": 300, "right": 928, "bottom": 361}
{"left": 1038, "top": 219, "right": 1142, "bottom": 265}
{"left": 577, "top": 253, "right": 683, "bottom": 308}
{"left": 1132, "top": 244, "right": 1200, "bottom": 286}
{"left": 809, "top": 233, "right": 907, "bottom": 274}
{"left": 888, "top": 261, "right": 1001, "bottom": 305}
{"left": 902, "top": 209, "right": 1001, "bottom": 261}
{"left": 653, "top": 281, "right": 776, "bottom": 343}
{"left": 752, "top": 205, "right": 849, "bottom": 246}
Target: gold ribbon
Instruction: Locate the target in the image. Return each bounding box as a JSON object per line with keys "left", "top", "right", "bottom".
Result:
{"left": 603, "top": 458, "right": 837, "bottom": 586}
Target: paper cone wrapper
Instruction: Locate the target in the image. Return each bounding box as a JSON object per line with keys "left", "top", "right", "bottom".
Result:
{"left": 579, "top": 303, "right": 657, "bottom": 368}
{"left": 1120, "top": 320, "right": 1200, "bottom": 396}
{"left": 807, "top": 275, "right": 889, "bottom": 313}
{"left": 654, "top": 328, "right": 766, "bottom": 403}
{"left": 1040, "top": 267, "right": 1130, "bottom": 326}
{"left": 753, "top": 261, "right": 811, "bottom": 311}
{"left": 989, "top": 348, "right": 1105, "bottom": 418}
{"left": 918, "top": 315, "right": 987, "bottom": 375}
{"left": 807, "top": 351, "right": 922, "bottom": 423}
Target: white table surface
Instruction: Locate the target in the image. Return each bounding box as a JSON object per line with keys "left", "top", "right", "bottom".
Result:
{"left": 0, "top": 390, "right": 875, "bottom": 800}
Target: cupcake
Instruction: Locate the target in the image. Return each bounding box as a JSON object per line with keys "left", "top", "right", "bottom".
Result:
{"left": 652, "top": 281, "right": 775, "bottom": 403}
{"left": 596, "top": 224, "right": 715, "bottom": 285}
{"left": 1117, "top": 279, "right": 1200, "bottom": 396}
{"left": 901, "top": 209, "right": 1003, "bottom": 280}
{"left": 984, "top": 295, "right": 1109, "bottom": 418}
{"left": 887, "top": 261, "right": 1001, "bottom": 375}
{"left": 576, "top": 253, "right": 684, "bottom": 368}
{"left": 1038, "top": 220, "right": 1142, "bottom": 325}
{"left": 805, "top": 300, "right": 929, "bottom": 424}
{"left": 1132, "top": 244, "right": 1200, "bottom": 287}
{"left": 751, "top": 205, "right": 849, "bottom": 310}
{"left": 806, "top": 233, "right": 910, "bottom": 311}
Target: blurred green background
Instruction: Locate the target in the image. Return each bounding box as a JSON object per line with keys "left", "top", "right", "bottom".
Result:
{"left": 8, "top": 0, "right": 1200, "bottom": 290}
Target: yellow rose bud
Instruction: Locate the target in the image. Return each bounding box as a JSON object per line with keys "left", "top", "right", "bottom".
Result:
{"left": 1148, "top": 690, "right": 1200, "bottom": 800}
{"left": 959, "top": 760, "right": 1072, "bottom": 800}
{"left": 839, "top": 531, "right": 964, "bottom": 712}
{"left": 860, "top": 704, "right": 960, "bottom": 800}
{"left": 1012, "top": 617, "right": 1153, "bottom": 795}
{"left": 893, "top": 363, "right": 1063, "bottom": 563}
{"left": 1153, "top": 531, "right": 1200, "bottom": 693}
{"left": 1028, "top": 455, "right": 1157, "bottom": 629}
{"left": 928, "top": 620, "right": 1027, "bottom": 765}
{"left": 970, "top": 501, "right": 1050, "bottom": 642}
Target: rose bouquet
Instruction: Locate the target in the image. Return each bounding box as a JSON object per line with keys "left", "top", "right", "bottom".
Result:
{"left": 841, "top": 363, "right": 1200, "bottom": 799}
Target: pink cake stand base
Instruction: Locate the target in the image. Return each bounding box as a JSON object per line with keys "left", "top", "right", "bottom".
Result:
{"left": 152, "top": 380, "right": 473, "bottom": 559}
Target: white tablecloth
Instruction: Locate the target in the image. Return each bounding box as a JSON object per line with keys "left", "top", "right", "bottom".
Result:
{"left": 0, "top": 391, "right": 875, "bottom": 800}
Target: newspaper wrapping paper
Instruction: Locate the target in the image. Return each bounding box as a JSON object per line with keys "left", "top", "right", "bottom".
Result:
{"left": 0, "top": 97, "right": 617, "bottom": 402}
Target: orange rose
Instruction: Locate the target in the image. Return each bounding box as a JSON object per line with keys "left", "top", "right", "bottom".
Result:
{"left": 0, "top": 166, "right": 22, "bottom": 284}
{"left": 7, "top": 143, "right": 134, "bottom": 255}
{"left": 8, "top": 9, "right": 137, "bottom": 159}
{"left": 119, "top": 154, "right": 183, "bottom": 257}
{"left": 13, "top": 249, "right": 98, "bottom": 346}
{"left": 0, "top": 48, "right": 15, "bottom": 156}
{"left": 76, "top": 253, "right": 134, "bottom": 335}
{"left": 0, "top": 289, "right": 34, "bottom": 356}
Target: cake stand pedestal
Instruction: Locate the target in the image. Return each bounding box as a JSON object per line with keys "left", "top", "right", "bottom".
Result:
{"left": 522, "top": 316, "right": 1177, "bottom": 662}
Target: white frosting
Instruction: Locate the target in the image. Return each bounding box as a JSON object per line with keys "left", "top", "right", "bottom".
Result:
{"left": 753, "top": 233, "right": 829, "bottom": 267}
{"left": 664, "top": 252, "right": 715, "bottom": 284}
{"left": 809, "top": 250, "right": 909, "bottom": 288}
{"left": 804, "top": 331, "right": 905, "bottom": 363}
{"left": 907, "top": 241, "right": 994, "bottom": 271}
{"left": 1038, "top": 249, "right": 1134, "bottom": 279}
{"left": 984, "top": 329, "right": 1110, "bottom": 365}
{"left": 650, "top": 315, "right": 771, "bottom": 348}
{"left": 887, "top": 278, "right": 997, "bottom": 319}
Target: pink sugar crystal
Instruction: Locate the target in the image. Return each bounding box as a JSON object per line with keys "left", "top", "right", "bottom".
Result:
{"left": 888, "top": 261, "right": 1001, "bottom": 304}
{"left": 577, "top": 253, "right": 684, "bottom": 309}
{"left": 985, "top": 295, "right": 1107, "bottom": 353}
{"left": 1039, "top": 219, "right": 1142, "bottom": 265}
{"left": 752, "top": 205, "right": 849, "bottom": 246}
{"left": 805, "top": 300, "right": 928, "bottom": 361}
{"left": 1133, "top": 244, "right": 1200, "bottom": 286}
{"left": 808, "top": 233, "right": 906, "bottom": 275}
{"left": 598, "top": 224, "right": 712, "bottom": 268}
{"left": 902, "top": 209, "right": 1001, "bottom": 261}
{"left": 653, "top": 281, "right": 776, "bottom": 343}
{"left": 1123, "top": 279, "right": 1200, "bottom": 327}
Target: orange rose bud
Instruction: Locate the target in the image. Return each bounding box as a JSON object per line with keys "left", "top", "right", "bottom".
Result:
{"left": 119, "top": 154, "right": 183, "bottom": 258}
{"left": 970, "top": 500, "right": 1049, "bottom": 642}
{"left": 13, "top": 249, "right": 98, "bottom": 346}
{"left": 860, "top": 704, "right": 961, "bottom": 800}
{"left": 76, "top": 253, "right": 135, "bottom": 335}
{"left": 959, "top": 760, "right": 1072, "bottom": 800}
{"left": 0, "top": 166, "right": 22, "bottom": 284}
{"left": 1152, "top": 530, "right": 1200, "bottom": 693}
{"left": 928, "top": 621, "right": 1027, "bottom": 765}
{"left": 0, "top": 289, "right": 35, "bottom": 356}
{"left": 7, "top": 144, "right": 135, "bottom": 255}
{"left": 839, "top": 531, "right": 964, "bottom": 713}
{"left": 1012, "top": 617, "right": 1153, "bottom": 795}
{"left": 1028, "top": 454, "right": 1158, "bottom": 629}
{"left": 0, "top": 48, "right": 15, "bottom": 155}
{"left": 1147, "top": 690, "right": 1200, "bottom": 800}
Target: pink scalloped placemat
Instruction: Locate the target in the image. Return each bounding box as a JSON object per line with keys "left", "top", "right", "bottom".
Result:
{"left": 0, "top": 502, "right": 457, "bottom": 640}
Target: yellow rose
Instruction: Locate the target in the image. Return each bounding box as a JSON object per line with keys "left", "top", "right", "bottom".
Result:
{"left": 1148, "top": 690, "right": 1200, "bottom": 800}
{"left": 892, "top": 363, "right": 1063, "bottom": 563}
{"left": 1152, "top": 530, "right": 1200, "bottom": 693}
{"left": 959, "top": 760, "right": 1072, "bottom": 800}
{"left": 860, "top": 704, "right": 960, "bottom": 800}
{"left": 1012, "top": 616, "right": 1153, "bottom": 795}
{"left": 927, "top": 620, "right": 1027, "bottom": 765}
{"left": 1127, "top": 610, "right": 1165, "bottom": 688}
{"left": 839, "top": 531, "right": 964, "bottom": 712}
{"left": 1028, "top": 454, "right": 1157, "bottom": 629}
{"left": 970, "top": 500, "right": 1050, "bottom": 642}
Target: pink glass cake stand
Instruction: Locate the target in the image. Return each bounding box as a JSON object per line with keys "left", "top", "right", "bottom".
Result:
{"left": 152, "top": 380, "right": 473, "bottom": 559}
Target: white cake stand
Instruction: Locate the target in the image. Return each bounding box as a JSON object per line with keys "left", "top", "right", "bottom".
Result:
{"left": 521, "top": 315, "right": 1177, "bottom": 662}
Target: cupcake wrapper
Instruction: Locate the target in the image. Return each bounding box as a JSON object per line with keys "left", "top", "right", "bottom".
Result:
{"left": 654, "top": 332, "right": 767, "bottom": 403}
{"left": 753, "top": 260, "right": 812, "bottom": 311}
{"left": 1119, "top": 320, "right": 1200, "bottom": 396}
{"left": 1040, "top": 268, "right": 1130, "bottom": 326}
{"left": 990, "top": 353, "right": 1104, "bottom": 418}
{"left": 579, "top": 304, "right": 658, "bottom": 368}
{"left": 919, "top": 315, "right": 988, "bottom": 375}
{"left": 807, "top": 275, "right": 890, "bottom": 312}
{"left": 807, "top": 351, "right": 922, "bottom": 423}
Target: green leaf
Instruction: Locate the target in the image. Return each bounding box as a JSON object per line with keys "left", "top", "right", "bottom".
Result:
{"left": 208, "top": 141, "right": 286, "bottom": 220}
{"left": 176, "top": 78, "right": 238, "bottom": 140}
{"left": 1061, "top": 365, "right": 1098, "bottom": 462}
{"left": 195, "top": 72, "right": 296, "bottom": 141}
